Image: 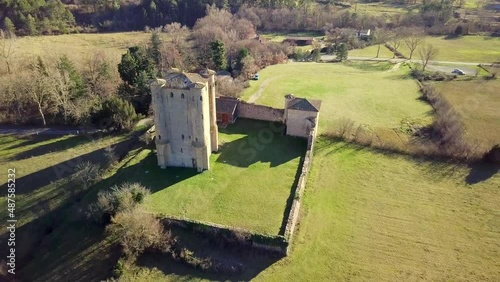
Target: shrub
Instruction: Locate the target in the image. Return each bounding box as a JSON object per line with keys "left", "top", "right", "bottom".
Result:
{"left": 87, "top": 182, "right": 151, "bottom": 224}
{"left": 104, "top": 146, "right": 118, "bottom": 167}
{"left": 95, "top": 97, "right": 139, "bottom": 132}
{"left": 113, "top": 257, "right": 126, "bottom": 278}
{"left": 73, "top": 162, "right": 101, "bottom": 191}
{"left": 179, "top": 248, "right": 213, "bottom": 271}
{"left": 107, "top": 207, "right": 173, "bottom": 258}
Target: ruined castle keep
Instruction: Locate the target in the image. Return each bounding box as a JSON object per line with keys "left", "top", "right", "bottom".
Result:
{"left": 150, "top": 69, "right": 218, "bottom": 172}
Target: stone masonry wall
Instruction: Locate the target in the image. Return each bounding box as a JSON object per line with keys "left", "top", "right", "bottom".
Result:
{"left": 282, "top": 123, "right": 317, "bottom": 255}
{"left": 237, "top": 101, "right": 284, "bottom": 122}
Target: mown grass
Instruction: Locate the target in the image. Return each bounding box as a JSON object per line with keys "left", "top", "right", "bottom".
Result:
{"left": 0, "top": 133, "right": 128, "bottom": 231}
{"left": 240, "top": 62, "right": 433, "bottom": 132}
{"left": 120, "top": 139, "right": 500, "bottom": 281}
{"left": 0, "top": 131, "right": 142, "bottom": 280}
{"left": 434, "top": 79, "right": 500, "bottom": 149}
{"left": 252, "top": 139, "right": 500, "bottom": 281}
{"left": 349, "top": 44, "right": 396, "bottom": 58}
{"left": 121, "top": 119, "right": 306, "bottom": 235}
{"left": 407, "top": 36, "right": 500, "bottom": 63}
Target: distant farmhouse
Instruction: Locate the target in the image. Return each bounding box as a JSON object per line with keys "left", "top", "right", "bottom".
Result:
{"left": 357, "top": 29, "right": 371, "bottom": 39}
{"left": 150, "top": 69, "right": 218, "bottom": 172}
{"left": 283, "top": 37, "right": 315, "bottom": 46}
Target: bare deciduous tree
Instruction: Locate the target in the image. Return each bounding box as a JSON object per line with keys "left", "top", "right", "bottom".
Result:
{"left": 389, "top": 32, "right": 404, "bottom": 59}
{"left": 0, "top": 30, "right": 17, "bottom": 74}
{"left": 403, "top": 28, "right": 424, "bottom": 59}
{"left": 419, "top": 44, "right": 439, "bottom": 71}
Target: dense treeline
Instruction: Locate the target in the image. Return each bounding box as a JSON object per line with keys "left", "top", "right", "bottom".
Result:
{"left": 2, "top": 0, "right": 482, "bottom": 36}
{"left": 0, "top": 6, "right": 289, "bottom": 127}
{"left": 0, "top": 0, "right": 76, "bottom": 35}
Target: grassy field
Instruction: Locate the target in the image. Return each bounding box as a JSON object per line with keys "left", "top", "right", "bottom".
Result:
{"left": 0, "top": 133, "right": 129, "bottom": 231}
{"left": 252, "top": 140, "right": 500, "bottom": 281}
{"left": 7, "top": 32, "right": 151, "bottom": 67}
{"left": 260, "top": 31, "right": 324, "bottom": 43}
{"left": 350, "top": 2, "right": 416, "bottom": 15}
{"left": 435, "top": 79, "right": 500, "bottom": 149}
{"left": 0, "top": 131, "right": 142, "bottom": 280}
{"left": 120, "top": 139, "right": 500, "bottom": 281}
{"left": 402, "top": 36, "right": 500, "bottom": 63}
{"left": 241, "top": 62, "right": 433, "bottom": 132}
{"left": 349, "top": 44, "right": 395, "bottom": 58}
{"left": 118, "top": 119, "right": 306, "bottom": 235}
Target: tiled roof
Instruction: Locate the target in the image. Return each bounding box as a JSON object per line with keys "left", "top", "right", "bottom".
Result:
{"left": 216, "top": 97, "right": 238, "bottom": 114}
{"left": 287, "top": 98, "right": 321, "bottom": 112}
{"left": 185, "top": 73, "right": 208, "bottom": 83}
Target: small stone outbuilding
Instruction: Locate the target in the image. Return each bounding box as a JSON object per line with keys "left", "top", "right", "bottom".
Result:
{"left": 284, "top": 94, "right": 321, "bottom": 138}
{"left": 216, "top": 96, "right": 239, "bottom": 125}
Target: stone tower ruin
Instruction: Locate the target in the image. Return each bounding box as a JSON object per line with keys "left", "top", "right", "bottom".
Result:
{"left": 150, "top": 69, "right": 218, "bottom": 172}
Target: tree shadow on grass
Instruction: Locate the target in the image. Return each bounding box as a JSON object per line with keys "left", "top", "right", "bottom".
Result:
{"left": 9, "top": 134, "right": 98, "bottom": 161}
{"left": 6, "top": 134, "right": 140, "bottom": 195}
{"left": 12, "top": 209, "right": 121, "bottom": 282}
{"left": 216, "top": 119, "right": 306, "bottom": 168}
{"left": 136, "top": 225, "right": 282, "bottom": 281}
{"left": 465, "top": 162, "right": 499, "bottom": 185}
{"left": 94, "top": 149, "right": 199, "bottom": 195}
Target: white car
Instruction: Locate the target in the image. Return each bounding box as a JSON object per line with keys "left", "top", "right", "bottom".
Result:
{"left": 452, "top": 68, "right": 466, "bottom": 75}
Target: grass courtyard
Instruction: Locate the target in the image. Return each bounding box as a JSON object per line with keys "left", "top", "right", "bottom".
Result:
{"left": 115, "top": 119, "right": 306, "bottom": 235}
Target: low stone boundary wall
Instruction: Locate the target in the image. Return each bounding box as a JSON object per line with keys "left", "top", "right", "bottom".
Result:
{"left": 282, "top": 124, "right": 317, "bottom": 254}
{"left": 161, "top": 215, "right": 288, "bottom": 256}
{"left": 237, "top": 101, "right": 284, "bottom": 122}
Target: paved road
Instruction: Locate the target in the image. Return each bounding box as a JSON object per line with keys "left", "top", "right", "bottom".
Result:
{"left": 0, "top": 126, "right": 102, "bottom": 136}
{"left": 321, "top": 55, "right": 492, "bottom": 75}
{"left": 321, "top": 55, "right": 493, "bottom": 67}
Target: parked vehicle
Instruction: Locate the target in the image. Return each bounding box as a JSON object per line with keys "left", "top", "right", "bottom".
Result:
{"left": 452, "top": 68, "right": 466, "bottom": 75}
{"left": 252, "top": 73, "right": 259, "bottom": 80}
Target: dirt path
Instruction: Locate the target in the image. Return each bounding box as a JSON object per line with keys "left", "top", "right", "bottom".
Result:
{"left": 247, "top": 76, "right": 284, "bottom": 103}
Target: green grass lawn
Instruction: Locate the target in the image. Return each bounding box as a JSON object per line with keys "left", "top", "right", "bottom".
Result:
{"left": 120, "top": 139, "right": 500, "bottom": 281}
{"left": 435, "top": 79, "right": 500, "bottom": 150}
{"left": 0, "top": 133, "right": 129, "bottom": 232}
{"left": 115, "top": 119, "right": 306, "bottom": 235}
{"left": 403, "top": 36, "right": 500, "bottom": 63}
{"left": 241, "top": 62, "right": 433, "bottom": 132}
{"left": 0, "top": 132, "right": 140, "bottom": 280}
{"left": 252, "top": 140, "right": 500, "bottom": 281}
{"left": 349, "top": 44, "right": 396, "bottom": 58}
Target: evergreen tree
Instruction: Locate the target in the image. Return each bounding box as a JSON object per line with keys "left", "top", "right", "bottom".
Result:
{"left": 235, "top": 47, "right": 249, "bottom": 71}
{"left": 117, "top": 46, "right": 157, "bottom": 114}
{"left": 57, "top": 55, "right": 86, "bottom": 98}
{"left": 336, "top": 43, "right": 348, "bottom": 61}
{"left": 147, "top": 31, "right": 162, "bottom": 72}
{"left": 210, "top": 40, "right": 227, "bottom": 71}
{"left": 3, "top": 17, "right": 16, "bottom": 35}
{"left": 26, "top": 14, "right": 37, "bottom": 36}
